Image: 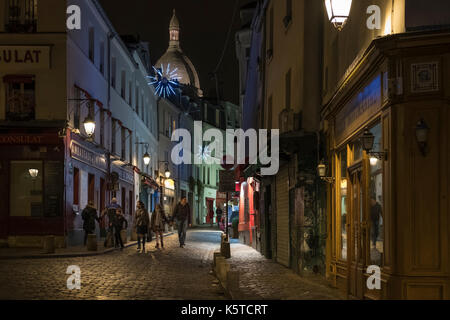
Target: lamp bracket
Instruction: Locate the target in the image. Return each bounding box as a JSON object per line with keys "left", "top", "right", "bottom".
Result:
{"left": 368, "top": 150, "right": 388, "bottom": 161}
{"left": 320, "top": 177, "right": 335, "bottom": 184}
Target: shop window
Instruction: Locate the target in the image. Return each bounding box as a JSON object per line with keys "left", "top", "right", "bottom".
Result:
{"left": 339, "top": 149, "right": 348, "bottom": 261}
{"left": 6, "top": 0, "right": 37, "bottom": 33}
{"left": 10, "top": 161, "right": 43, "bottom": 217}
{"left": 352, "top": 139, "right": 363, "bottom": 163}
{"left": 10, "top": 160, "right": 63, "bottom": 217}
{"left": 369, "top": 123, "right": 383, "bottom": 266}
{"left": 4, "top": 75, "right": 35, "bottom": 121}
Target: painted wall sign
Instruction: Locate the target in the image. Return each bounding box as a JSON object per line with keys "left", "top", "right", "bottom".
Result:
{"left": 0, "top": 46, "right": 50, "bottom": 69}
{"left": 70, "top": 141, "right": 107, "bottom": 173}
{"left": 0, "top": 133, "right": 59, "bottom": 145}
{"left": 335, "top": 75, "right": 382, "bottom": 145}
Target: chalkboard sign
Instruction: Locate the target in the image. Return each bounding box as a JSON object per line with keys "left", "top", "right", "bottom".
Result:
{"left": 44, "top": 161, "right": 63, "bottom": 217}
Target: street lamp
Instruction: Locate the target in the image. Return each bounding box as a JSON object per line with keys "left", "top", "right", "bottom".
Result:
{"left": 317, "top": 160, "right": 335, "bottom": 184}
{"left": 165, "top": 164, "right": 171, "bottom": 179}
{"left": 361, "top": 127, "right": 388, "bottom": 161}
{"left": 83, "top": 115, "right": 96, "bottom": 138}
{"left": 325, "top": 0, "right": 352, "bottom": 31}
{"left": 415, "top": 119, "right": 430, "bottom": 157}
{"left": 143, "top": 152, "right": 151, "bottom": 166}
{"left": 28, "top": 168, "right": 39, "bottom": 179}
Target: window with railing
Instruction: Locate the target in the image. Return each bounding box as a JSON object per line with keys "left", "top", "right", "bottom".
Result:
{"left": 4, "top": 75, "right": 35, "bottom": 121}
{"left": 6, "top": 0, "right": 37, "bottom": 33}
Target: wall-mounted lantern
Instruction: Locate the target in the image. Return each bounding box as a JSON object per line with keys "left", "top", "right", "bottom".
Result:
{"left": 361, "top": 128, "right": 388, "bottom": 164}
{"left": 83, "top": 115, "right": 96, "bottom": 138}
{"left": 415, "top": 119, "right": 429, "bottom": 157}
{"left": 28, "top": 168, "right": 39, "bottom": 179}
{"left": 143, "top": 152, "right": 151, "bottom": 166}
{"left": 325, "top": 0, "right": 353, "bottom": 31}
{"left": 317, "top": 160, "right": 335, "bottom": 184}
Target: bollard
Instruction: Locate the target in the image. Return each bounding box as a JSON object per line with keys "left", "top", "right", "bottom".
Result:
{"left": 42, "top": 235, "right": 55, "bottom": 254}
{"left": 87, "top": 234, "right": 97, "bottom": 251}
{"left": 120, "top": 230, "right": 128, "bottom": 244}
{"left": 215, "top": 256, "right": 226, "bottom": 279}
{"left": 213, "top": 251, "right": 222, "bottom": 268}
{"left": 222, "top": 240, "right": 231, "bottom": 259}
{"left": 227, "top": 271, "right": 240, "bottom": 298}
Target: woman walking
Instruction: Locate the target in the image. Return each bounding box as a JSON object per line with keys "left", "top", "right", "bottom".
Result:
{"left": 151, "top": 204, "right": 168, "bottom": 249}
{"left": 134, "top": 201, "right": 150, "bottom": 253}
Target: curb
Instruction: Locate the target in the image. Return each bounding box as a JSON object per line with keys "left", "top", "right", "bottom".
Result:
{"left": 0, "top": 232, "right": 175, "bottom": 260}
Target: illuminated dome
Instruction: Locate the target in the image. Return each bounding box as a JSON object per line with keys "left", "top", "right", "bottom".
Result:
{"left": 156, "top": 9, "right": 203, "bottom": 96}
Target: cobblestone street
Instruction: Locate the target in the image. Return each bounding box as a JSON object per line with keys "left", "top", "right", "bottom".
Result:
{"left": 0, "top": 228, "right": 343, "bottom": 300}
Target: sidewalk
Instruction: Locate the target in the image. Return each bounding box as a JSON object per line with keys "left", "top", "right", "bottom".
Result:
{"left": 227, "top": 241, "right": 345, "bottom": 300}
{"left": 0, "top": 232, "right": 174, "bottom": 260}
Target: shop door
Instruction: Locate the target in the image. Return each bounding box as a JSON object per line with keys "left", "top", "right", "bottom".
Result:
{"left": 347, "top": 163, "right": 365, "bottom": 298}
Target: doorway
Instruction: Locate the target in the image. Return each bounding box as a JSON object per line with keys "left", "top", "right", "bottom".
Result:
{"left": 347, "top": 161, "right": 365, "bottom": 299}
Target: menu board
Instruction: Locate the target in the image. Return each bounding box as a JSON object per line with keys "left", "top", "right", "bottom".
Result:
{"left": 44, "top": 161, "right": 63, "bottom": 217}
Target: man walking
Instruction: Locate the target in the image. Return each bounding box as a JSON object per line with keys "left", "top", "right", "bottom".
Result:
{"left": 102, "top": 197, "right": 121, "bottom": 248}
{"left": 172, "top": 197, "right": 191, "bottom": 248}
{"left": 81, "top": 201, "right": 100, "bottom": 246}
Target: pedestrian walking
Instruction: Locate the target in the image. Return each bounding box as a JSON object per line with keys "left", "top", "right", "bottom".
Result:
{"left": 134, "top": 201, "right": 150, "bottom": 253}
{"left": 114, "top": 208, "right": 127, "bottom": 250}
{"left": 215, "top": 207, "right": 223, "bottom": 230}
{"left": 81, "top": 200, "right": 100, "bottom": 246}
{"left": 151, "top": 204, "right": 169, "bottom": 249}
{"left": 102, "top": 198, "right": 121, "bottom": 248}
{"left": 172, "top": 197, "right": 191, "bottom": 248}
{"left": 208, "top": 209, "right": 214, "bottom": 227}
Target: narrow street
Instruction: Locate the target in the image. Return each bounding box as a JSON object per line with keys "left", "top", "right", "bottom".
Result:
{"left": 0, "top": 228, "right": 342, "bottom": 300}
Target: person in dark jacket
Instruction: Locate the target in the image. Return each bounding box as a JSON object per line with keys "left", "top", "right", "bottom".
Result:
{"left": 134, "top": 201, "right": 150, "bottom": 253}
{"left": 102, "top": 198, "right": 121, "bottom": 248}
{"left": 370, "top": 197, "right": 382, "bottom": 247}
{"left": 172, "top": 197, "right": 191, "bottom": 248}
{"left": 114, "top": 208, "right": 127, "bottom": 250}
{"left": 81, "top": 201, "right": 100, "bottom": 246}
{"left": 215, "top": 207, "right": 223, "bottom": 229}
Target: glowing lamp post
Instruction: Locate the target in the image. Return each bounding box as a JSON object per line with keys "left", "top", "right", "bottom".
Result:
{"left": 83, "top": 115, "right": 96, "bottom": 138}
{"left": 143, "top": 152, "right": 151, "bottom": 166}
{"left": 325, "top": 0, "right": 352, "bottom": 31}
{"left": 164, "top": 165, "right": 171, "bottom": 179}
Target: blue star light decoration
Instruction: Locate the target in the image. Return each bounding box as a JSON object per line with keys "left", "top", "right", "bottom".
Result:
{"left": 196, "top": 144, "right": 212, "bottom": 163}
{"left": 147, "top": 63, "right": 180, "bottom": 98}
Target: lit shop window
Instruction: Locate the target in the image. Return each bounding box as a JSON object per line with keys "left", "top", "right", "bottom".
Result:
{"left": 369, "top": 123, "right": 383, "bottom": 266}
{"left": 10, "top": 161, "right": 43, "bottom": 217}
{"left": 339, "top": 149, "right": 348, "bottom": 261}
{"left": 4, "top": 75, "right": 35, "bottom": 121}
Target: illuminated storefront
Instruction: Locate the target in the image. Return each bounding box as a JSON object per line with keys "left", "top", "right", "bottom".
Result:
{"left": 323, "top": 33, "right": 450, "bottom": 299}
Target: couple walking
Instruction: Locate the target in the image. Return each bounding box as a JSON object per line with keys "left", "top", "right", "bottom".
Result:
{"left": 134, "top": 201, "right": 168, "bottom": 253}
{"left": 81, "top": 198, "right": 127, "bottom": 249}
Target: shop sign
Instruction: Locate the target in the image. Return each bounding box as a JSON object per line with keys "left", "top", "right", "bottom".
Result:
{"left": 0, "top": 46, "right": 50, "bottom": 69}
{"left": 335, "top": 75, "right": 382, "bottom": 145}
{"left": 0, "top": 133, "right": 59, "bottom": 145}
{"left": 164, "top": 179, "right": 175, "bottom": 190}
{"left": 70, "top": 141, "right": 107, "bottom": 173}
{"left": 120, "top": 168, "right": 134, "bottom": 185}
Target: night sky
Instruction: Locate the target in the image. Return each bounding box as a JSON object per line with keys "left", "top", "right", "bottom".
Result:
{"left": 99, "top": 0, "right": 248, "bottom": 105}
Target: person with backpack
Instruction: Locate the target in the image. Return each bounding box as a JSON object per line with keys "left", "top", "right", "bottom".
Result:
{"left": 81, "top": 201, "right": 100, "bottom": 246}
{"left": 134, "top": 201, "right": 150, "bottom": 253}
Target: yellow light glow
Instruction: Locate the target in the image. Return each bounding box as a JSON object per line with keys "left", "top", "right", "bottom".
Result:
{"left": 384, "top": 14, "right": 392, "bottom": 35}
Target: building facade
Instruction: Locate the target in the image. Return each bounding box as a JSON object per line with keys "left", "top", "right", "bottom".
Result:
{"left": 321, "top": 0, "right": 450, "bottom": 299}
{"left": 0, "top": 0, "right": 158, "bottom": 247}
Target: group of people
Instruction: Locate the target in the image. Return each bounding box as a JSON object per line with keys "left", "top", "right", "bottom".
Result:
{"left": 81, "top": 196, "right": 192, "bottom": 252}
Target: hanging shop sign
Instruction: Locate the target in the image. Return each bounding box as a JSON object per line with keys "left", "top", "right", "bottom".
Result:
{"left": 335, "top": 74, "right": 382, "bottom": 145}
{"left": 0, "top": 46, "right": 50, "bottom": 69}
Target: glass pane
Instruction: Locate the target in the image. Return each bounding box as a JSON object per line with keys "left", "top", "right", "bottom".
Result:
{"left": 10, "top": 160, "right": 43, "bottom": 217}
{"left": 340, "top": 149, "right": 348, "bottom": 260}
{"left": 353, "top": 139, "right": 363, "bottom": 162}
{"left": 369, "top": 123, "right": 383, "bottom": 266}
